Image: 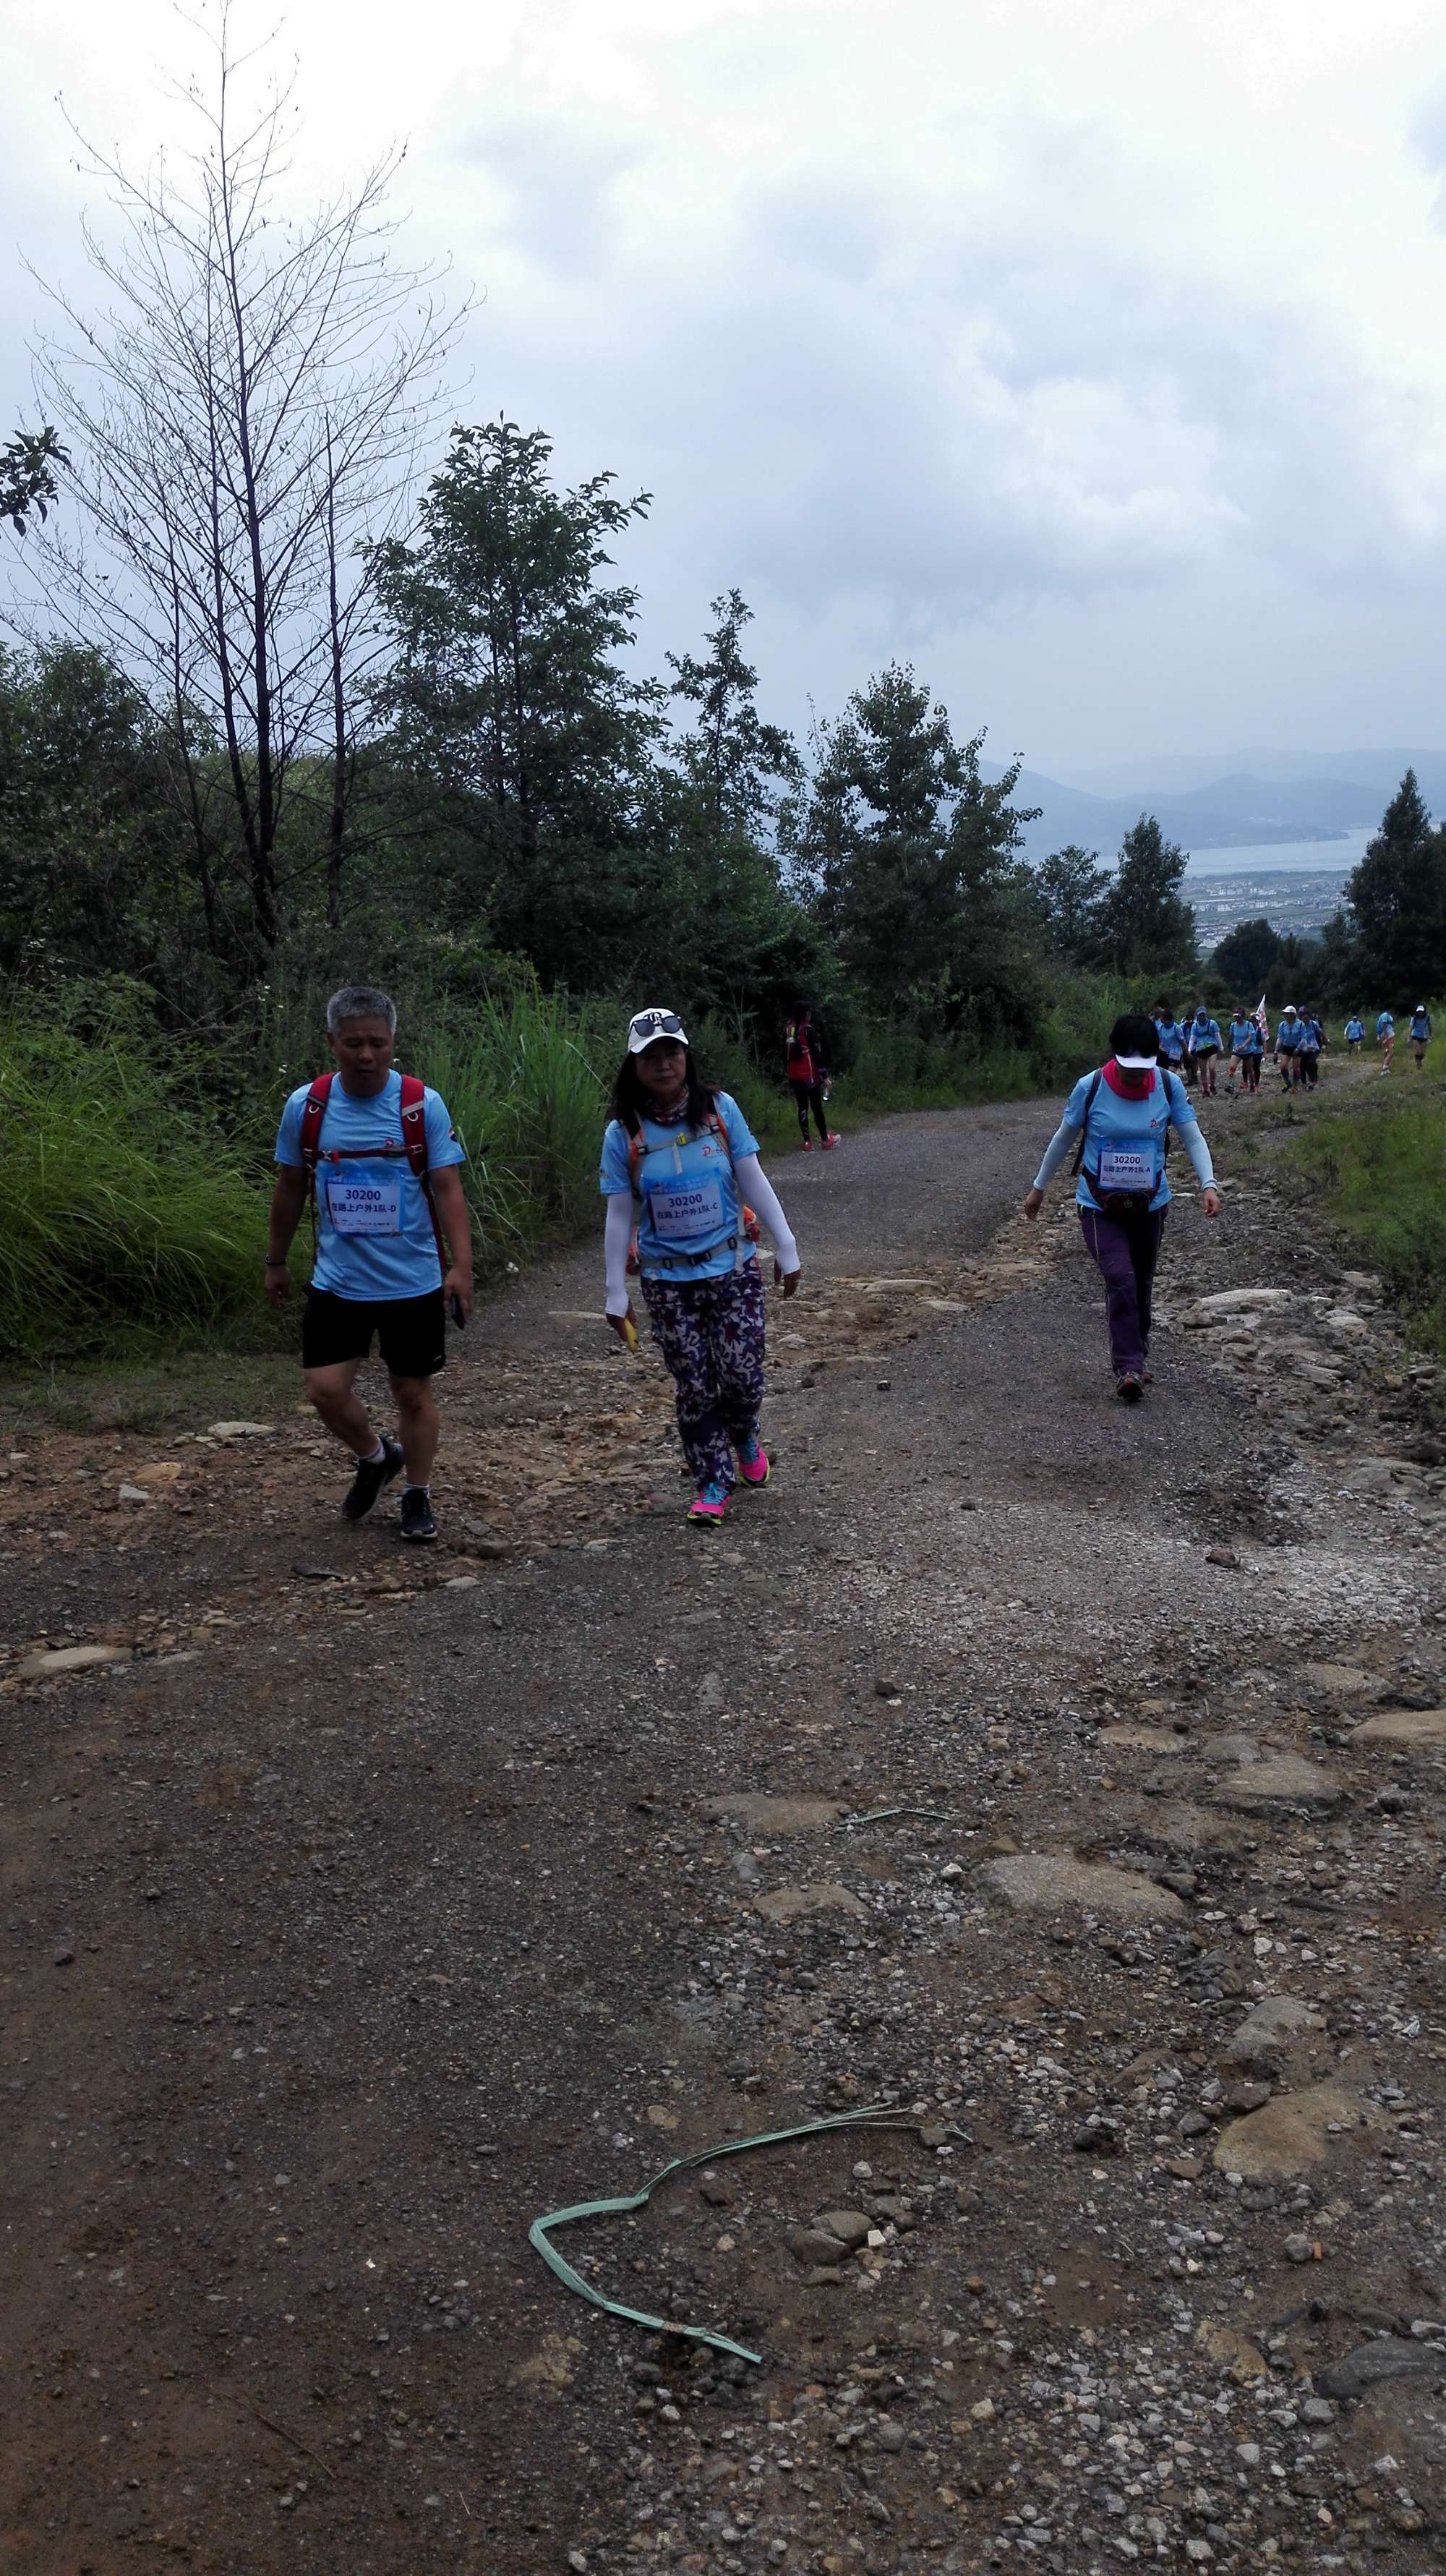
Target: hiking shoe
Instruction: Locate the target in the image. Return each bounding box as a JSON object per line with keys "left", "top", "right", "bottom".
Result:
{"left": 400, "top": 1485, "right": 438, "bottom": 1543}
{"left": 688, "top": 1480, "right": 730, "bottom": 1526}
{"left": 821, "top": 1133, "right": 841, "bottom": 1148}
{"left": 341, "top": 1436, "right": 403, "bottom": 1521}
{"left": 800, "top": 1137, "right": 813, "bottom": 1151}
{"left": 1116, "top": 1373, "right": 1145, "bottom": 1404}
{"left": 735, "top": 1435, "right": 770, "bottom": 1488}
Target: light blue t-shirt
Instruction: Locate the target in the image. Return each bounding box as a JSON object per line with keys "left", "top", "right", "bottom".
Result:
{"left": 1228, "top": 1018, "right": 1259, "bottom": 1053}
{"left": 1411, "top": 1011, "right": 1432, "bottom": 1040}
{"left": 1377, "top": 1012, "right": 1395, "bottom": 1038}
{"left": 1344, "top": 1018, "right": 1364, "bottom": 1041}
{"left": 599, "top": 1093, "right": 759, "bottom": 1281}
{"left": 1275, "top": 1018, "right": 1305, "bottom": 1051}
{"left": 275, "top": 1072, "right": 465, "bottom": 1300}
{"left": 1155, "top": 1018, "right": 1186, "bottom": 1062}
{"left": 1061, "top": 1066, "right": 1198, "bottom": 1214}
{"left": 1189, "top": 1016, "right": 1223, "bottom": 1052}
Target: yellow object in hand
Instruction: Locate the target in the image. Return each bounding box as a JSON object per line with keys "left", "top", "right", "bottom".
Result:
{"left": 623, "top": 1318, "right": 638, "bottom": 1352}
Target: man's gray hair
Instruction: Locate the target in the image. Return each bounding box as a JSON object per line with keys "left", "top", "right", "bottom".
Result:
{"left": 327, "top": 984, "right": 397, "bottom": 1035}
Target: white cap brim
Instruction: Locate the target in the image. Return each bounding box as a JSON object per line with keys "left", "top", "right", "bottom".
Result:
{"left": 1115, "top": 1053, "right": 1160, "bottom": 1069}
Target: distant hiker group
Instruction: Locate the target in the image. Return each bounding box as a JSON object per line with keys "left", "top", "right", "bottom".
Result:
{"left": 266, "top": 978, "right": 1432, "bottom": 1533}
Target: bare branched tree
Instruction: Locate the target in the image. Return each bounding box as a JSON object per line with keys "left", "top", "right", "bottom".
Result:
{"left": 22, "top": 2, "right": 465, "bottom": 956}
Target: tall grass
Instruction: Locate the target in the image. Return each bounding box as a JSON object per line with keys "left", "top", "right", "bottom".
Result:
{"left": 1, "top": 965, "right": 1151, "bottom": 1372}
{"left": 1280, "top": 1088, "right": 1446, "bottom": 1357}
{"left": 0, "top": 1004, "right": 270, "bottom": 1362}
{"left": 419, "top": 990, "right": 612, "bottom": 1257}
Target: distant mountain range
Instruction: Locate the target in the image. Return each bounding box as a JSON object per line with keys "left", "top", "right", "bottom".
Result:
{"left": 984, "top": 749, "right": 1446, "bottom": 861}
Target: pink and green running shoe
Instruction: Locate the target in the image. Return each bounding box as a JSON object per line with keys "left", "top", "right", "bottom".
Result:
{"left": 735, "top": 1435, "right": 770, "bottom": 1488}
{"left": 688, "top": 1479, "right": 730, "bottom": 1526}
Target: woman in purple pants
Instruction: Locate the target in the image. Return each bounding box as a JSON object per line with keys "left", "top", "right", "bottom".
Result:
{"left": 1022, "top": 1011, "right": 1221, "bottom": 1402}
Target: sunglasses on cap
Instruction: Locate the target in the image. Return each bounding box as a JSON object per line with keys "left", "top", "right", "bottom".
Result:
{"left": 627, "top": 1008, "right": 689, "bottom": 1051}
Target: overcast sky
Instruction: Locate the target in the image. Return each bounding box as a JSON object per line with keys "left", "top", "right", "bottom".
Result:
{"left": 4, "top": 0, "right": 1446, "bottom": 775}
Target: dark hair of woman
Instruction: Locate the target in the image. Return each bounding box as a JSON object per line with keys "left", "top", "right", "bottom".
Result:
{"left": 1108, "top": 1010, "right": 1163, "bottom": 1062}
{"left": 609, "top": 1046, "right": 718, "bottom": 1136}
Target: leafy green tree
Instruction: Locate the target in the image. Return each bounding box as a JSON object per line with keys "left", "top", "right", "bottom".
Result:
{"left": 667, "top": 589, "right": 801, "bottom": 850}
{"left": 782, "top": 664, "right": 1038, "bottom": 1036}
{"left": 790, "top": 663, "right": 962, "bottom": 1012}
{"left": 1210, "top": 916, "right": 1279, "bottom": 997}
{"left": 1346, "top": 769, "right": 1446, "bottom": 997}
{"left": 1, "top": 427, "right": 66, "bottom": 535}
{"left": 370, "top": 420, "right": 668, "bottom": 983}
{"left": 0, "top": 641, "right": 192, "bottom": 979}
{"left": 1034, "top": 843, "right": 1107, "bottom": 963}
{"left": 1091, "top": 815, "right": 1197, "bottom": 979}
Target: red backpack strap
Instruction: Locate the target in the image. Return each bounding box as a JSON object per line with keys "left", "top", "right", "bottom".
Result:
{"left": 398, "top": 1073, "right": 448, "bottom": 1278}
{"left": 398, "top": 1073, "right": 429, "bottom": 1180}
{"left": 705, "top": 1108, "right": 761, "bottom": 1245}
{"left": 298, "top": 1072, "right": 334, "bottom": 1175}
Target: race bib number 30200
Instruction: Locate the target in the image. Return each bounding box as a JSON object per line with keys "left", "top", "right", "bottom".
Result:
{"left": 651, "top": 1174, "right": 725, "bottom": 1242}
{"left": 327, "top": 1166, "right": 404, "bottom": 1235}
{"left": 1097, "top": 1141, "right": 1154, "bottom": 1195}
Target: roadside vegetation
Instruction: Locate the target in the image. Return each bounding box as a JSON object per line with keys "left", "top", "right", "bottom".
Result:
{"left": 1278, "top": 1082, "right": 1446, "bottom": 1360}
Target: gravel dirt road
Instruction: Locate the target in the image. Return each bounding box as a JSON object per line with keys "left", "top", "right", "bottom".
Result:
{"left": 4, "top": 1072, "right": 1445, "bottom": 2575}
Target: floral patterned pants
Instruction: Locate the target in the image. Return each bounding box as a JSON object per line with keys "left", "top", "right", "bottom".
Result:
{"left": 641, "top": 1261, "right": 767, "bottom": 1490}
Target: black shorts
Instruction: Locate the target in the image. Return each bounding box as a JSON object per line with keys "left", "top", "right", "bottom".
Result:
{"left": 301, "top": 1287, "right": 446, "bottom": 1378}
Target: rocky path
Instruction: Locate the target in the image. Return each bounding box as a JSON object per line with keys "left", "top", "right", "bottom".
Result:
{"left": 3, "top": 1071, "right": 1445, "bottom": 2576}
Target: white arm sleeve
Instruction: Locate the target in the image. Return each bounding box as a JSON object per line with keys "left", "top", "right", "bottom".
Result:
{"left": 1032, "top": 1120, "right": 1077, "bottom": 1191}
{"left": 733, "top": 1153, "right": 800, "bottom": 1274}
{"left": 1180, "top": 1120, "right": 1216, "bottom": 1190}
{"left": 604, "top": 1194, "right": 634, "bottom": 1314}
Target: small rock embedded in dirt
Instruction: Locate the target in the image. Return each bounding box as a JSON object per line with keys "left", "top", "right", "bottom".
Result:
{"left": 1214, "top": 2084, "right": 1366, "bottom": 2178}
{"left": 291, "top": 1563, "right": 341, "bottom": 1581}
{"left": 754, "top": 1883, "right": 870, "bottom": 1924}
{"left": 1283, "top": 2232, "right": 1316, "bottom": 2263}
{"left": 207, "top": 1420, "right": 276, "bottom": 1438}
{"left": 707, "top": 1794, "right": 844, "bottom": 1833}
{"left": 1316, "top": 2338, "right": 1446, "bottom": 2400}
{"left": 815, "top": 2208, "right": 871, "bottom": 2251}
{"left": 52, "top": 1945, "right": 75, "bottom": 1966}
{"left": 1214, "top": 1753, "right": 1343, "bottom": 1812}
{"left": 16, "top": 1644, "right": 129, "bottom": 1681}
{"left": 1353, "top": 1705, "right": 1446, "bottom": 1745}
{"left": 1205, "top": 1545, "right": 1239, "bottom": 1568}
{"left": 874, "top": 1677, "right": 901, "bottom": 1699}
{"left": 1218, "top": 1994, "right": 1326, "bottom": 2078}
{"left": 785, "top": 2224, "right": 849, "bottom": 2269}
{"left": 980, "top": 1853, "right": 1185, "bottom": 1919}
{"left": 116, "top": 1483, "right": 153, "bottom": 1503}
{"left": 1196, "top": 2318, "right": 1268, "bottom": 2381}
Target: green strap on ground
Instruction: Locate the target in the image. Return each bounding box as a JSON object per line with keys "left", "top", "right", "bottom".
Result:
{"left": 529, "top": 2106, "right": 921, "bottom": 2365}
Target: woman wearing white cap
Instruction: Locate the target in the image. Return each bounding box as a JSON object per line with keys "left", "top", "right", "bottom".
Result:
{"left": 1022, "top": 1010, "right": 1220, "bottom": 1402}
{"left": 599, "top": 1007, "right": 802, "bottom": 1524}
{"left": 1409, "top": 1004, "right": 1432, "bottom": 1069}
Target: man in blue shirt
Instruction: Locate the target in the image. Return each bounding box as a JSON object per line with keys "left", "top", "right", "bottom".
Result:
{"left": 266, "top": 985, "right": 472, "bottom": 1542}
{"left": 1343, "top": 1012, "right": 1365, "bottom": 1057}
{"left": 1409, "top": 1005, "right": 1433, "bottom": 1070}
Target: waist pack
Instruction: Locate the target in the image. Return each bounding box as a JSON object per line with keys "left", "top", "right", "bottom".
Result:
{"left": 1071, "top": 1067, "right": 1174, "bottom": 1220}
